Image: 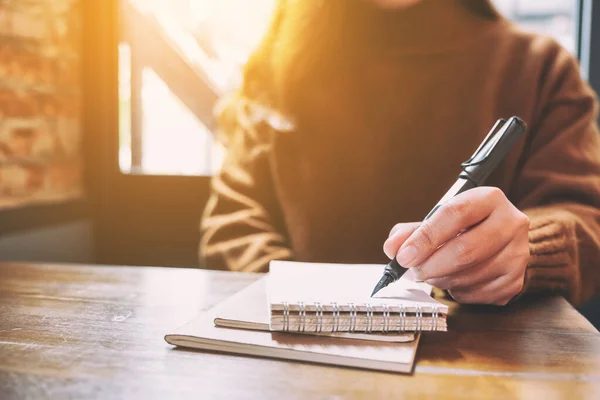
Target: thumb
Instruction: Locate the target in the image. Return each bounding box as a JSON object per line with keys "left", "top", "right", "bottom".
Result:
{"left": 383, "top": 222, "right": 420, "bottom": 260}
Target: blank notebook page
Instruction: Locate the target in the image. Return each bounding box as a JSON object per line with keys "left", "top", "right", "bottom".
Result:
{"left": 267, "top": 261, "right": 448, "bottom": 313}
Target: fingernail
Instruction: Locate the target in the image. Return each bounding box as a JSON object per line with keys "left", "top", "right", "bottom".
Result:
{"left": 396, "top": 245, "right": 417, "bottom": 267}
{"left": 383, "top": 241, "right": 394, "bottom": 259}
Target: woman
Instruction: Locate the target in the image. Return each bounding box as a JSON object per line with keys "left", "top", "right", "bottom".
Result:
{"left": 200, "top": 0, "right": 600, "bottom": 307}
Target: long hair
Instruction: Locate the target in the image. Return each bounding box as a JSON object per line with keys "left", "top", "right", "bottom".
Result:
{"left": 216, "top": 0, "right": 499, "bottom": 141}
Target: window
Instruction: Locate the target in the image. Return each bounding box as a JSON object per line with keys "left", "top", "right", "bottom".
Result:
{"left": 492, "top": 0, "right": 578, "bottom": 54}
{"left": 118, "top": 0, "right": 275, "bottom": 176}
{"left": 118, "top": 0, "right": 579, "bottom": 177}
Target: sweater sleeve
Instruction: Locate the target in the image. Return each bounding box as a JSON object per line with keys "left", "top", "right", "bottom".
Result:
{"left": 512, "top": 45, "right": 600, "bottom": 307}
{"left": 199, "top": 109, "right": 293, "bottom": 272}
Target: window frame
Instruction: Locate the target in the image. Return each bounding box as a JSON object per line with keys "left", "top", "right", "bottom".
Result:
{"left": 119, "top": 0, "right": 222, "bottom": 177}
{"left": 578, "top": 0, "right": 600, "bottom": 98}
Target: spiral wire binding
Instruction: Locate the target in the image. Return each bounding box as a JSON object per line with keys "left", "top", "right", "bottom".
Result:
{"left": 281, "top": 301, "right": 437, "bottom": 333}
{"left": 332, "top": 302, "right": 339, "bottom": 332}
{"left": 382, "top": 304, "right": 390, "bottom": 333}
{"left": 398, "top": 304, "right": 406, "bottom": 331}
{"left": 365, "top": 304, "right": 373, "bottom": 333}
{"left": 282, "top": 302, "right": 289, "bottom": 331}
{"left": 349, "top": 303, "right": 357, "bottom": 332}
{"left": 298, "top": 302, "right": 306, "bottom": 332}
{"left": 315, "top": 302, "right": 323, "bottom": 333}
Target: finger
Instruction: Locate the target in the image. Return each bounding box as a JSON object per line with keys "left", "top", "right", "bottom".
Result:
{"left": 448, "top": 269, "right": 525, "bottom": 306}
{"left": 427, "top": 230, "right": 529, "bottom": 289}
{"left": 383, "top": 222, "right": 420, "bottom": 259}
{"left": 395, "top": 187, "right": 504, "bottom": 268}
{"left": 415, "top": 204, "right": 517, "bottom": 280}
{"left": 425, "top": 252, "right": 502, "bottom": 290}
{"left": 388, "top": 222, "right": 420, "bottom": 238}
{"left": 425, "top": 225, "right": 530, "bottom": 290}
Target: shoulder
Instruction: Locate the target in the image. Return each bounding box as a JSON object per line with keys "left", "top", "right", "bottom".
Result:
{"left": 499, "top": 23, "right": 584, "bottom": 89}
{"left": 493, "top": 22, "right": 598, "bottom": 119}
{"left": 498, "top": 20, "right": 570, "bottom": 58}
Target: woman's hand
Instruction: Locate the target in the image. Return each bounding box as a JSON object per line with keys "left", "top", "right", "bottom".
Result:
{"left": 383, "top": 187, "right": 530, "bottom": 305}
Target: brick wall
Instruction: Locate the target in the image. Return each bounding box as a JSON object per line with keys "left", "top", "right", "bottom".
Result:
{"left": 0, "top": 0, "right": 83, "bottom": 210}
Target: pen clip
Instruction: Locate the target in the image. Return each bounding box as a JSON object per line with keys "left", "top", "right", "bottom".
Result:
{"left": 461, "top": 119, "right": 506, "bottom": 168}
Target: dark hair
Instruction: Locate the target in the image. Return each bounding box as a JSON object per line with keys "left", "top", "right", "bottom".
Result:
{"left": 217, "top": 0, "right": 499, "bottom": 137}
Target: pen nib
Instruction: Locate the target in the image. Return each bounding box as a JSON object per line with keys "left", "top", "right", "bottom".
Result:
{"left": 371, "top": 274, "right": 393, "bottom": 297}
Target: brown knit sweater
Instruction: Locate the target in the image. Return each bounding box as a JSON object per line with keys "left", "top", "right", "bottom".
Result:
{"left": 200, "top": 2, "right": 600, "bottom": 307}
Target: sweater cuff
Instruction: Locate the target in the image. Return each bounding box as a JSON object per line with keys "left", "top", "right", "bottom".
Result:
{"left": 518, "top": 208, "right": 581, "bottom": 304}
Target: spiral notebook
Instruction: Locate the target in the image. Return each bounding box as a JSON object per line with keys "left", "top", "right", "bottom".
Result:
{"left": 213, "top": 274, "right": 416, "bottom": 342}
{"left": 268, "top": 261, "right": 448, "bottom": 333}
{"left": 165, "top": 261, "right": 448, "bottom": 373}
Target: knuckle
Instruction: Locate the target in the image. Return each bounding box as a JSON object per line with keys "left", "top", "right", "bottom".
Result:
{"left": 416, "top": 223, "right": 437, "bottom": 250}
{"left": 494, "top": 297, "right": 510, "bottom": 306}
{"left": 514, "top": 276, "right": 525, "bottom": 295}
{"left": 443, "top": 198, "right": 469, "bottom": 223}
{"left": 517, "top": 212, "right": 530, "bottom": 229}
{"left": 485, "top": 186, "right": 504, "bottom": 202}
{"left": 454, "top": 241, "right": 476, "bottom": 266}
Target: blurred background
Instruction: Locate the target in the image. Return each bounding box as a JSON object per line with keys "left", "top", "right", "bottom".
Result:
{"left": 117, "top": 0, "right": 578, "bottom": 178}
{"left": 0, "top": 0, "right": 598, "bottom": 323}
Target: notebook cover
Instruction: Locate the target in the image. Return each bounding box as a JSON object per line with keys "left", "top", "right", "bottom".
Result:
{"left": 165, "top": 278, "right": 421, "bottom": 374}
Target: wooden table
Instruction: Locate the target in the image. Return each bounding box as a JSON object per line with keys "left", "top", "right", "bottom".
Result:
{"left": 1, "top": 262, "right": 599, "bottom": 399}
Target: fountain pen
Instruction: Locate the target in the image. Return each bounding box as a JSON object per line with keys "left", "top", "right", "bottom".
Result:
{"left": 371, "top": 116, "right": 527, "bottom": 297}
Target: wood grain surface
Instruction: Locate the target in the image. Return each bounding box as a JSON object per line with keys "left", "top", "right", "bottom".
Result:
{"left": 0, "top": 262, "right": 599, "bottom": 399}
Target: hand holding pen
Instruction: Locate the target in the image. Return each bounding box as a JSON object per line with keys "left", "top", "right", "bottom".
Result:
{"left": 372, "top": 117, "right": 530, "bottom": 305}
{"left": 383, "top": 186, "right": 530, "bottom": 305}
